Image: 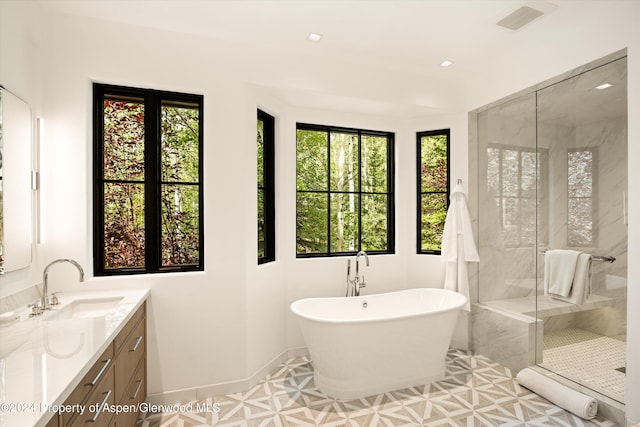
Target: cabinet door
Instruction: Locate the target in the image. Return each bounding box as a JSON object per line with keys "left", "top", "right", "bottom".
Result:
{"left": 114, "top": 305, "right": 145, "bottom": 353}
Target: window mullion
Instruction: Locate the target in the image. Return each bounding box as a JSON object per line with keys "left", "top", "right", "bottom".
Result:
{"left": 357, "top": 131, "right": 363, "bottom": 252}
{"left": 145, "top": 92, "right": 161, "bottom": 272}
{"left": 93, "top": 86, "right": 106, "bottom": 274}
{"left": 326, "top": 130, "right": 332, "bottom": 255}
{"left": 388, "top": 135, "right": 395, "bottom": 251}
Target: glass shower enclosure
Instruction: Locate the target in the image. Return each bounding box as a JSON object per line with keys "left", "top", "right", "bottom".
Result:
{"left": 470, "top": 52, "right": 628, "bottom": 405}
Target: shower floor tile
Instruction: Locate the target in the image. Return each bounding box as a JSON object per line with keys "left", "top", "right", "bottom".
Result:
{"left": 542, "top": 328, "right": 626, "bottom": 403}
{"left": 138, "top": 349, "right": 615, "bottom": 426}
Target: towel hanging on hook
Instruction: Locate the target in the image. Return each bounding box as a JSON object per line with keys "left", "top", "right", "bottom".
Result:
{"left": 442, "top": 178, "right": 479, "bottom": 311}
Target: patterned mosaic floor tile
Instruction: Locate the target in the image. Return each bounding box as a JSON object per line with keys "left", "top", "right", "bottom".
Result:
{"left": 138, "top": 349, "right": 616, "bottom": 427}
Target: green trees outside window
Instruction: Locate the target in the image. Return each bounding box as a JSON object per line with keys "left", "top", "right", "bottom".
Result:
{"left": 257, "top": 110, "right": 275, "bottom": 264}
{"left": 417, "top": 129, "right": 449, "bottom": 254}
{"left": 93, "top": 84, "right": 204, "bottom": 275}
{"left": 296, "top": 123, "right": 394, "bottom": 257}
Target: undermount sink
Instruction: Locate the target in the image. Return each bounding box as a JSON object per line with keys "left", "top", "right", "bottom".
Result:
{"left": 46, "top": 297, "right": 124, "bottom": 320}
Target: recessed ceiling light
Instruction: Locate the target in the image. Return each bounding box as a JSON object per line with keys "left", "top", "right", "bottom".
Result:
{"left": 440, "top": 60, "right": 454, "bottom": 68}
{"left": 307, "top": 32, "right": 323, "bottom": 42}
{"left": 595, "top": 83, "right": 613, "bottom": 90}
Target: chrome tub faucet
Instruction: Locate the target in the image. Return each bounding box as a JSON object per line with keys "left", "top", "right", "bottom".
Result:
{"left": 346, "top": 251, "right": 369, "bottom": 297}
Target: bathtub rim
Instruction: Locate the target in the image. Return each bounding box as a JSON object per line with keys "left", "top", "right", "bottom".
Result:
{"left": 290, "top": 287, "right": 466, "bottom": 325}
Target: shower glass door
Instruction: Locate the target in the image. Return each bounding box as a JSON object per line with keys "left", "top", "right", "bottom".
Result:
{"left": 535, "top": 57, "right": 628, "bottom": 404}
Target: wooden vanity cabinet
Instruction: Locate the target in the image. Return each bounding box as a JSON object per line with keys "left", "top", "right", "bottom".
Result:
{"left": 56, "top": 302, "right": 146, "bottom": 427}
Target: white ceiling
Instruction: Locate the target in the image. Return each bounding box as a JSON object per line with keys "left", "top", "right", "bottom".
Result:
{"left": 36, "top": 0, "right": 628, "bottom": 116}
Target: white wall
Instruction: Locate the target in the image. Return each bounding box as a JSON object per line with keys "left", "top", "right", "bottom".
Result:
{"left": 244, "top": 87, "right": 288, "bottom": 377}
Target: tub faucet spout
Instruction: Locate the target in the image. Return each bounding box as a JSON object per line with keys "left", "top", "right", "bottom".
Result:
{"left": 346, "top": 251, "right": 370, "bottom": 297}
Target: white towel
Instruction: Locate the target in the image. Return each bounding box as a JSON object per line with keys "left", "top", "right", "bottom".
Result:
{"left": 516, "top": 368, "right": 597, "bottom": 419}
{"left": 550, "top": 253, "right": 592, "bottom": 305}
{"left": 442, "top": 183, "right": 479, "bottom": 311}
{"left": 544, "top": 249, "right": 581, "bottom": 297}
{"left": 442, "top": 184, "right": 479, "bottom": 264}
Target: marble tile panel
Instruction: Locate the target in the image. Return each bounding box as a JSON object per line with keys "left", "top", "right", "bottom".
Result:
{"left": 0, "top": 284, "right": 40, "bottom": 314}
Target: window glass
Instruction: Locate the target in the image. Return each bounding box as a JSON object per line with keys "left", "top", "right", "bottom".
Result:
{"left": 418, "top": 130, "right": 449, "bottom": 254}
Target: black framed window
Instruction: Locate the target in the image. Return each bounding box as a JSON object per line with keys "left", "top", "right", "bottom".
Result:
{"left": 417, "top": 129, "right": 450, "bottom": 254}
{"left": 93, "top": 83, "right": 204, "bottom": 275}
{"left": 296, "top": 123, "right": 394, "bottom": 257}
{"left": 257, "top": 109, "right": 275, "bottom": 264}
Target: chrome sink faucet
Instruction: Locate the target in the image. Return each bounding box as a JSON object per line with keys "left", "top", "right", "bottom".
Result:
{"left": 346, "top": 251, "right": 370, "bottom": 297}
{"left": 30, "top": 259, "right": 85, "bottom": 316}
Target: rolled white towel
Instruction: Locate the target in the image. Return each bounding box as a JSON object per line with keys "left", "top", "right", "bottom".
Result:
{"left": 516, "top": 368, "right": 597, "bottom": 419}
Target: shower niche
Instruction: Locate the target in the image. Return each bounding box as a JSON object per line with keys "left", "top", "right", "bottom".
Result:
{"left": 469, "top": 50, "right": 628, "bottom": 409}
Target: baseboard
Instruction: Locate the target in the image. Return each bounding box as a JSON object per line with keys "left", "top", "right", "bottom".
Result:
{"left": 146, "top": 347, "right": 308, "bottom": 405}
{"left": 286, "top": 346, "right": 309, "bottom": 358}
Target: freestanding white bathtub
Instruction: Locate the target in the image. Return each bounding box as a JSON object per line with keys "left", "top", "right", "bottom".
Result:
{"left": 290, "top": 288, "right": 466, "bottom": 400}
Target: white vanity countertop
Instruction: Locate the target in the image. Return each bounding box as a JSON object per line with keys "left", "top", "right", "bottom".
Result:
{"left": 0, "top": 288, "right": 150, "bottom": 427}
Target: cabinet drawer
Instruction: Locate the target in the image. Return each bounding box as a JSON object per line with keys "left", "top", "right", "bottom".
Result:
{"left": 123, "top": 358, "right": 145, "bottom": 405}
{"left": 70, "top": 365, "right": 115, "bottom": 427}
{"left": 61, "top": 344, "right": 114, "bottom": 426}
{"left": 114, "top": 359, "right": 146, "bottom": 427}
{"left": 114, "top": 303, "right": 145, "bottom": 354}
{"left": 115, "top": 316, "right": 145, "bottom": 403}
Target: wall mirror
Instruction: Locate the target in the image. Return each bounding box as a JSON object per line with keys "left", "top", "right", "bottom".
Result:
{"left": 0, "top": 85, "right": 33, "bottom": 274}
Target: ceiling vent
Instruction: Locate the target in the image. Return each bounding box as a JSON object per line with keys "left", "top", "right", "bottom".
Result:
{"left": 496, "top": 6, "right": 545, "bottom": 30}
